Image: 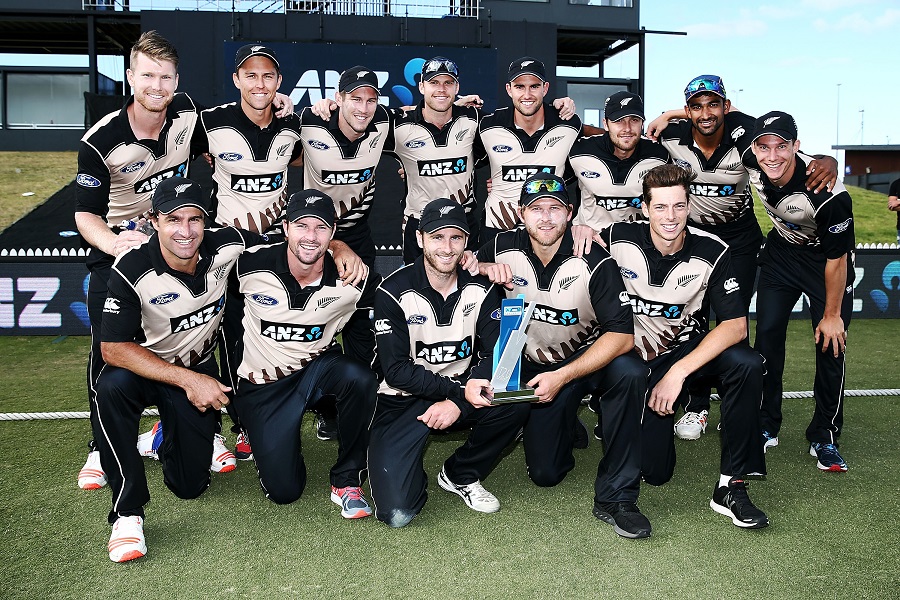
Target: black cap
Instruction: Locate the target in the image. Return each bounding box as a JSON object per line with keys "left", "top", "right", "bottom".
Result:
{"left": 519, "top": 172, "right": 569, "bottom": 207}
{"left": 421, "top": 57, "right": 460, "bottom": 82}
{"left": 235, "top": 44, "right": 280, "bottom": 71}
{"left": 152, "top": 177, "right": 210, "bottom": 216}
{"left": 285, "top": 190, "right": 335, "bottom": 228}
{"left": 752, "top": 111, "right": 798, "bottom": 143}
{"left": 507, "top": 57, "right": 547, "bottom": 83}
{"left": 604, "top": 91, "right": 645, "bottom": 122}
{"left": 419, "top": 198, "right": 469, "bottom": 235}
{"left": 338, "top": 66, "right": 380, "bottom": 94}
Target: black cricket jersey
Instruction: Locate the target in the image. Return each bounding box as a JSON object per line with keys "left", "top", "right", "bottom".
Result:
{"left": 375, "top": 258, "right": 501, "bottom": 408}
{"left": 76, "top": 93, "right": 201, "bottom": 228}
{"left": 657, "top": 111, "right": 757, "bottom": 226}
{"left": 198, "top": 103, "right": 303, "bottom": 233}
{"left": 568, "top": 135, "right": 670, "bottom": 230}
{"left": 298, "top": 105, "right": 392, "bottom": 233}
{"left": 231, "top": 244, "right": 377, "bottom": 384}
{"left": 478, "top": 228, "right": 633, "bottom": 368}
{"left": 743, "top": 151, "right": 855, "bottom": 256}
{"left": 101, "top": 227, "right": 260, "bottom": 368}
{"left": 602, "top": 223, "right": 745, "bottom": 361}
{"left": 478, "top": 105, "right": 582, "bottom": 230}
{"left": 388, "top": 103, "right": 483, "bottom": 221}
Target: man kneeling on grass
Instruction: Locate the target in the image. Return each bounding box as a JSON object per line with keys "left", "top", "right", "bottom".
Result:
{"left": 602, "top": 164, "right": 769, "bottom": 529}
{"left": 229, "top": 190, "right": 378, "bottom": 514}
{"left": 94, "top": 178, "right": 268, "bottom": 562}
{"left": 368, "top": 198, "right": 530, "bottom": 527}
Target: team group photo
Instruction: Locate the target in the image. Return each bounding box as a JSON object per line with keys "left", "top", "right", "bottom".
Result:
{"left": 1, "top": 0, "right": 897, "bottom": 597}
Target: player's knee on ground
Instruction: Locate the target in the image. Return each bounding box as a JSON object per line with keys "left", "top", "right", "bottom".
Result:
{"left": 166, "top": 475, "right": 211, "bottom": 500}
{"left": 262, "top": 477, "right": 305, "bottom": 505}
{"left": 527, "top": 464, "right": 567, "bottom": 488}
{"left": 378, "top": 507, "right": 420, "bottom": 528}
{"left": 641, "top": 466, "right": 674, "bottom": 487}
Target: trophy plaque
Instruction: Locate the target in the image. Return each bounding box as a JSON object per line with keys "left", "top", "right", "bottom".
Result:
{"left": 489, "top": 295, "right": 538, "bottom": 404}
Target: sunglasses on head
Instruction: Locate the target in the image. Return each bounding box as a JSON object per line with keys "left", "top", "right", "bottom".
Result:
{"left": 523, "top": 179, "right": 565, "bottom": 195}
{"left": 423, "top": 59, "right": 459, "bottom": 77}
{"left": 684, "top": 76, "right": 725, "bottom": 98}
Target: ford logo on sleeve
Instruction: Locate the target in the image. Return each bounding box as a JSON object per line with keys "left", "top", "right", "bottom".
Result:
{"left": 76, "top": 173, "right": 101, "bottom": 188}
{"left": 121, "top": 161, "right": 145, "bottom": 174}
{"left": 511, "top": 276, "right": 529, "bottom": 287}
{"left": 308, "top": 140, "right": 330, "bottom": 150}
{"left": 620, "top": 268, "right": 638, "bottom": 279}
{"left": 580, "top": 171, "right": 601, "bottom": 179}
{"left": 405, "top": 140, "right": 426, "bottom": 149}
{"left": 407, "top": 314, "right": 428, "bottom": 325}
{"left": 149, "top": 292, "right": 180, "bottom": 305}
{"left": 218, "top": 152, "right": 243, "bottom": 162}
{"left": 250, "top": 294, "right": 279, "bottom": 306}
{"left": 492, "top": 145, "right": 512, "bottom": 153}
{"left": 490, "top": 308, "right": 501, "bottom": 320}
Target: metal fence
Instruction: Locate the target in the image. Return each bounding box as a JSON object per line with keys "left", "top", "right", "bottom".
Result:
{"left": 81, "top": 0, "right": 481, "bottom": 18}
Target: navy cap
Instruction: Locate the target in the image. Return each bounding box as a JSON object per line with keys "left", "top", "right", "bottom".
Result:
{"left": 419, "top": 198, "right": 469, "bottom": 235}
{"left": 507, "top": 57, "right": 547, "bottom": 83}
{"left": 152, "top": 177, "right": 210, "bottom": 216}
{"left": 752, "top": 111, "right": 798, "bottom": 143}
{"left": 604, "top": 91, "right": 645, "bottom": 122}
{"left": 235, "top": 44, "right": 280, "bottom": 71}
{"left": 338, "top": 66, "right": 380, "bottom": 94}
{"left": 519, "top": 172, "right": 569, "bottom": 207}
{"left": 285, "top": 190, "right": 335, "bottom": 228}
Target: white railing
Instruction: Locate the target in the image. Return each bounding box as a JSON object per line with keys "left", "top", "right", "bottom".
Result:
{"left": 81, "top": 0, "right": 482, "bottom": 18}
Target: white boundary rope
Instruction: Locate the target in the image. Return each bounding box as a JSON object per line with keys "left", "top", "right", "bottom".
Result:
{"left": 1, "top": 389, "right": 898, "bottom": 421}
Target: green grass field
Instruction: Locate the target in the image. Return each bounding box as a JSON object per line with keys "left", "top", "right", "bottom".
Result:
{"left": 1, "top": 320, "right": 898, "bottom": 599}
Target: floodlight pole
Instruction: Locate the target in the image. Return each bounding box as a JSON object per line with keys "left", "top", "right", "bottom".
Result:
{"left": 860, "top": 109, "right": 864, "bottom": 145}
{"left": 835, "top": 83, "right": 841, "bottom": 158}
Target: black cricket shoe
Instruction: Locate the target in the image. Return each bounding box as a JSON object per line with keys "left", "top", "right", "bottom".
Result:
{"left": 316, "top": 413, "right": 338, "bottom": 441}
{"left": 710, "top": 478, "right": 769, "bottom": 529}
{"left": 573, "top": 417, "right": 590, "bottom": 449}
{"left": 593, "top": 502, "right": 652, "bottom": 539}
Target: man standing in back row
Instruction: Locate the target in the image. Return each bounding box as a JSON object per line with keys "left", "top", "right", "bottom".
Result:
{"left": 743, "top": 111, "right": 855, "bottom": 473}
{"left": 478, "top": 57, "right": 583, "bottom": 244}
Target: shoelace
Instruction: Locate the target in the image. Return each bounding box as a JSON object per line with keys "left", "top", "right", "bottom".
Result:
{"left": 680, "top": 412, "right": 707, "bottom": 426}
{"left": 340, "top": 487, "right": 363, "bottom": 502}
{"left": 466, "top": 482, "right": 494, "bottom": 501}
{"left": 728, "top": 480, "right": 752, "bottom": 504}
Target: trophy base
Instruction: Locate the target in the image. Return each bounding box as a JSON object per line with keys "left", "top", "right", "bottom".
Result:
{"left": 490, "top": 387, "right": 538, "bottom": 405}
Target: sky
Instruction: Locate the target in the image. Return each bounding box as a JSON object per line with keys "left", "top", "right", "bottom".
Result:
{"left": 610, "top": 0, "right": 899, "bottom": 161}
{"left": 2, "top": 0, "right": 897, "bottom": 163}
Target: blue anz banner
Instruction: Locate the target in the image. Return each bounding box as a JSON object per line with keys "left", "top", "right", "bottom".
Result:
{"left": 223, "top": 42, "right": 500, "bottom": 110}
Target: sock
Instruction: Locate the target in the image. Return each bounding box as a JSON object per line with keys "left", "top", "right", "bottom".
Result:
{"left": 718, "top": 474, "right": 732, "bottom": 488}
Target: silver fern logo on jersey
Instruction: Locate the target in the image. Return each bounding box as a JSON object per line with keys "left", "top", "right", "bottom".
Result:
{"left": 677, "top": 274, "right": 699, "bottom": 287}
{"left": 559, "top": 275, "right": 578, "bottom": 290}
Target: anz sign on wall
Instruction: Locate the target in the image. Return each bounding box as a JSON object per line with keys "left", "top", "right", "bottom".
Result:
{"left": 223, "top": 42, "right": 499, "bottom": 110}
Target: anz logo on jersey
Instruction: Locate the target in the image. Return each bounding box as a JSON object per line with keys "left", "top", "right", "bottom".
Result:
{"left": 501, "top": 165, "right": 554, "bottom": 182}
{"left": 690, "top": 183, "right": 735, "bottom": 197}
{"left": 627, "top": 294, "right": 686, "bottom": 319}
{"left": 322, "top": 167, "right": 375, "bottom": 185}
{"left": 231, "top": 172, "right": 284, "bottom": 193}
{"left": 531, "top": 303, "right": 579, "bottom": 326}
{"left": 170, "top": 296, "right": 225, "bottom": 333}
{"left": 597, "top": 197, "right": 642, "bottom": 210}
{"left": 417, "top": 157, "right": 467, "bottom": 177}
{"left": 415, "top": 336, "right": 473, "bottom": 364}
{"left": 260, "top": 320, "right": 326, "bottom": 342}
{"left": 133, "top": 161, "right": 189, "bottom": 194}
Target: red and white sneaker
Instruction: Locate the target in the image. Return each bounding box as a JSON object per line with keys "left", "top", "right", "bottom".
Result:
{"left": 234, "top": 430, "right": 253, "bottom": 461}
{"left": 78, "top": 450, "right": 107, "bottom": 490}
{"left": 330, "top": 485, "right": 373, "bottom": 519}
{"left": 108, "top": 515, "right": 147, "bottom": 563}
{"left": 210, "top": 433, "right": 237, "bottom": 473}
